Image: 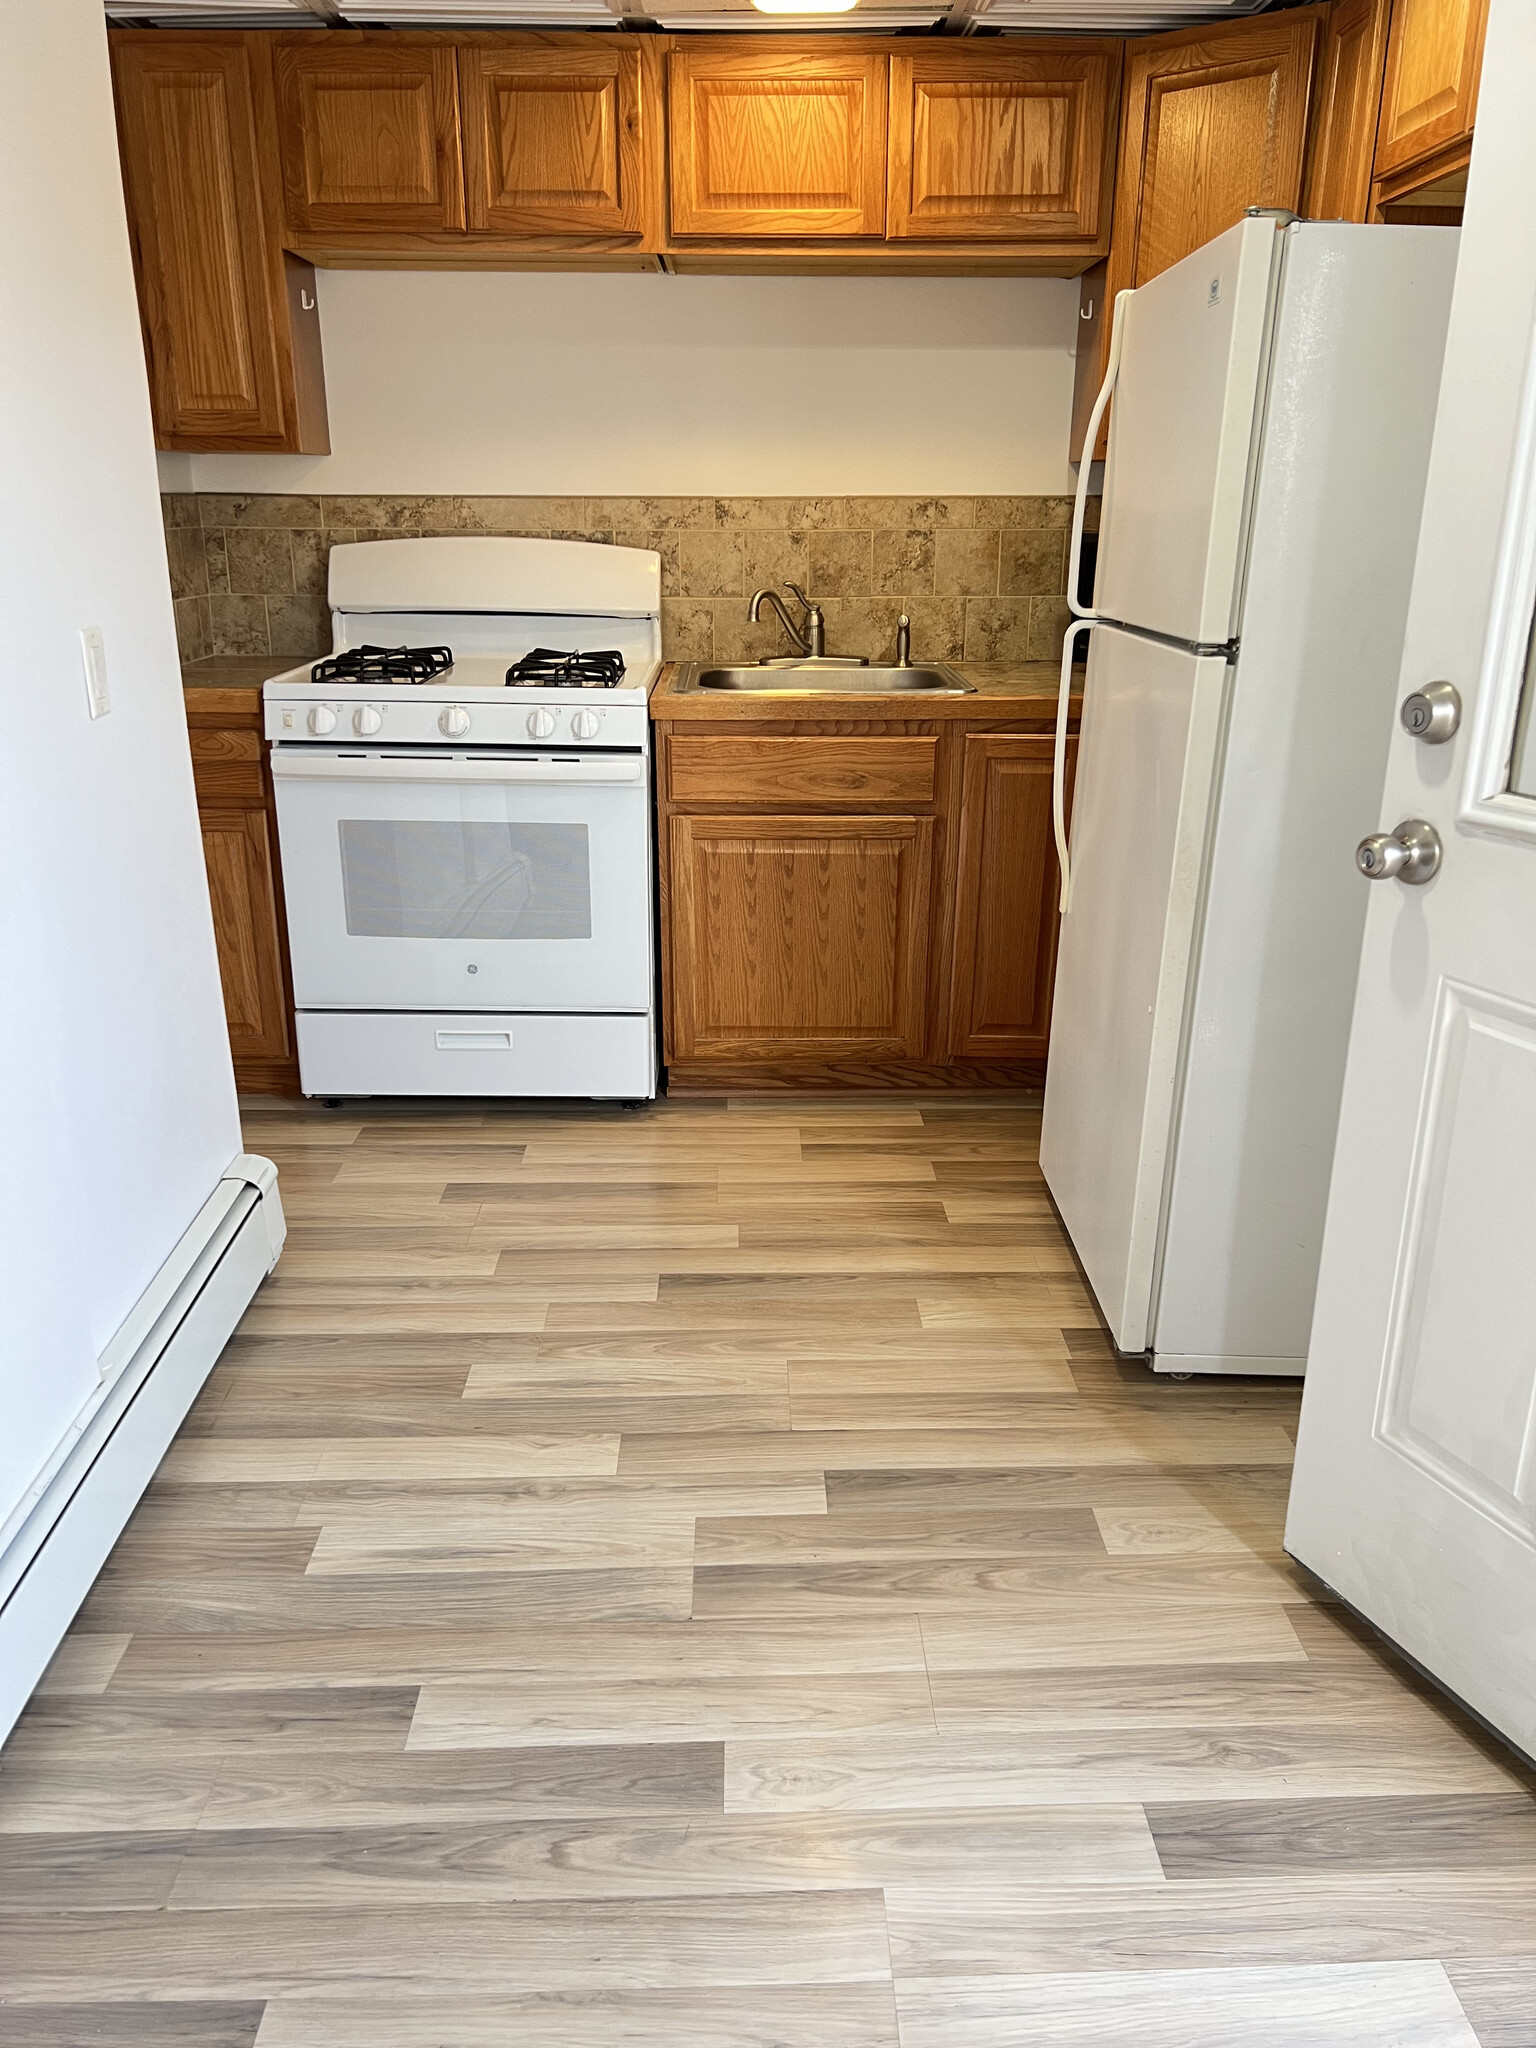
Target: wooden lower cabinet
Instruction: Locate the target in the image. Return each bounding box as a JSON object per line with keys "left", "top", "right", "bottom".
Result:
{"left": 949, "top": 733, "right": 1075, "bottom": 1064}
{"left": 658, "top": 712, "right": 1077, "bottom": 1090}
{"left": 186, "top": 696, "right": 300, "bottom": 1095}
{"left": 669, "top": 813, "right": 934, "bottom": 1065}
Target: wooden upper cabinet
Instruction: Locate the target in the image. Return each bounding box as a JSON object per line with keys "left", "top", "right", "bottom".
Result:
{"left": 1374, "top": 0, "right": 1488, "bottom": 182}
{"left": 887, "top": 42, "right": 1119, "bottom": 245}
{"left": 459, "top": 35, "right": 644, "bottom": 239}
{"left": 111, "top": 34, "right": 327, "bottom": 454}
{"left": 667, "top": 43, "right": 888, "bottom": 240}
{"left": 1122, "top": 13, "right": 1320, "bottom": 287}
{"left": 274, "top": 33, "right": 465, "bottom": 237}
{"left": 1303, "top": 0, "right": 1392, "bottom": 223}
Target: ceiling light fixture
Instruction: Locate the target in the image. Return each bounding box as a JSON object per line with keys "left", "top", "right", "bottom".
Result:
{"left": 751, "top": 0, "right": 860, "bottom": 13}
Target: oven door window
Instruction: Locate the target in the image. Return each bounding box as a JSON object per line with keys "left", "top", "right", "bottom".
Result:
{"left": 339, "top": 821, "right": 592, "bottom": 942}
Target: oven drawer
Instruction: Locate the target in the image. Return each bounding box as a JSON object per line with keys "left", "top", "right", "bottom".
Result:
{"left": 296, "top": 1010, "right": 656, "bottom": 1099}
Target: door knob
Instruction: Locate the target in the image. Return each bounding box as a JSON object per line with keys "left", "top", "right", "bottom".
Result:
{"left": 1400, "top": 680, "right": 1461, "bottom": 743}
{"left": 1356, "top": 818, "right": 1442, "bottom": 884}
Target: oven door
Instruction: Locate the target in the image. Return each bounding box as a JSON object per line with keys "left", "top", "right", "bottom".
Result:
{"left": 270, "top": 748, "right": 651, "bottom": 1013}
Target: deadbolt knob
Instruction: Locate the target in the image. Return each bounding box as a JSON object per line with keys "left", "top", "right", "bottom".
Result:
{"left": 1356, "top": 818, "right": 1442, "bottom": 885}
{"left": 1400, "top": 680, "right": 1462, "bottom": 743}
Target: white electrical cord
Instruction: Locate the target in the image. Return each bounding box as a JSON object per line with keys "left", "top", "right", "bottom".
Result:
{"left": 1054, "top": 288, "right": 1132, "bottom": 912}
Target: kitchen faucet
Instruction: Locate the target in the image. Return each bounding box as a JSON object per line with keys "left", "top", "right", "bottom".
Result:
{"left": 749, "top": 582, "right": 825, "bottom": 659}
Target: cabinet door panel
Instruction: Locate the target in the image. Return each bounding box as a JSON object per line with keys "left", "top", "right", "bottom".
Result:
{"left": 112, "top": 36, "right": 286, "bottom": 447}
{"left": 669, "top": 736, "right": 937, "bottom": 806}
{"left": 669, "top": 814, "right": 931, "bottom": 1061}
{"left": 888, "top": 43, "right": 1118, "bottom": 243}
{"left": 1374, "top": 0, "right": 1487, "bottom": 181}
{"left": 275, "top": 33, "right": 465, "bottom": 235}
{"left": 668, "top": 46, "right": 887, "bottom": 239}
{"left": 200, "top": 804, "right": 292, "bottom": 1061}
{"left": 460, "top": 37, "right": 644, "bottom": 238}
{"left": 1303, "top": 0, "right": 1393, "bottom": 225}
{"left": 949, "top": 735, "right": 1073, "bottom": 1062}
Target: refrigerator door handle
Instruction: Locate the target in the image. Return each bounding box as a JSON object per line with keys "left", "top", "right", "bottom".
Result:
{"left": 1057, "top": 289, "right": 1133, "bottom": 911}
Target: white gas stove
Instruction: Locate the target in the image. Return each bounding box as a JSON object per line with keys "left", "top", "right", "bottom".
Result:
{"left": 263, "top": 535, "right": 661, "bottom": 1103}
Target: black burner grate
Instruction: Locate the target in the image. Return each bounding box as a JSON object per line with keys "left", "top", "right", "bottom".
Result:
{"left": 505, "top": 648, "right": 626, "bottom": 689}
{"left": 311, "top": 644, "right": 454, "bottom": 685}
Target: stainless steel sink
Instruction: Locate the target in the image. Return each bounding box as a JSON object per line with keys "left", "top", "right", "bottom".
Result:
{"left": 679, "top": 662, "right": 973, "bottom": 695}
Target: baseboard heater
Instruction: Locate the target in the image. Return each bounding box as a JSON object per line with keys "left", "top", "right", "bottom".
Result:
{"left": 0, "top": 1154, "right": 285, "bottom": 1746}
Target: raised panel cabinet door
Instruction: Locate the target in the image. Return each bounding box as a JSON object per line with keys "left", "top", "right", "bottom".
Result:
{"left": 887, "top": 42, "right": 1119, "bottom": 244}
{"left": 667, "top": 45, "right": 888, "bottom": 240}
{"left": 1071, "top": 10, "right": 1320, "bottom": 458}
{"left": 1303, "top": 0, "right": 1393, "bottom": 223}
{"left": 949, "top": 734, "right": 1074, "bottom": 1062}
{"left": 200, "top": 803, "right": 293, "bottom": 1062}
{"left": 668, "top": 814, "right": 932, "bottom": 1062}
{"left": 111, "top": 34, "right": 286, "bottom": 448}
{"left": 274, "top": 32, "right": 465, "bottom": 236}
{"left": 1374, "top": 0, "right": 1488, "bottom": 181}
{"left": 459, "top": 36, "right": 644, "bottom": 239}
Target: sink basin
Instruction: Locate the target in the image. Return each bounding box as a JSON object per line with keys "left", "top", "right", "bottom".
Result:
{"left": 684, "top": 663, "right": 972, "bottom": 695}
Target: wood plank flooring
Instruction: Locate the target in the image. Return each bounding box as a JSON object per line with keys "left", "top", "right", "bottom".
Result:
{"left": 4, "top": 1092, "right": 1535, "bottom": 2047}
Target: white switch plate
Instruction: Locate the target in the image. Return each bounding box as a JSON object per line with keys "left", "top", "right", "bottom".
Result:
{"left": 80, "top": 628, "right": 110, "bottom": 719}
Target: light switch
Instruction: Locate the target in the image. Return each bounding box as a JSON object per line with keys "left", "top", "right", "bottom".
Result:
{"left": 80, "top": 628, "right": 110, "bottom": 719}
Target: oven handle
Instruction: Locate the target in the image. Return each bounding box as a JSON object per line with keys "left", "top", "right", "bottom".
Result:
{"left": 270, "top": 750, "right": 645, "bottom": 786}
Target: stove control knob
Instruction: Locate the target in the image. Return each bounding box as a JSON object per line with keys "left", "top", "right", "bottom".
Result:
{"left": 570, "top": 709, "right": 601, "bottom": 740}
{"left": 439, "top": 705, "right": 472, "bottom": 738}
{"left": 354, "top": 705, "right": 384, "bottom": 737}
{"left": 308, "top": 704, "right": 338, "bottom": 736}
{"left": 526, "top": 708, "right": 558, "bottom": 739}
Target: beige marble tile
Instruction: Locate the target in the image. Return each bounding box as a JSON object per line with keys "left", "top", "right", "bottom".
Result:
{"left": 873, "top": 529, "right": 935, "bottom": 595}
{"left": 613, "top": 531, "right": 681, "bottom": 594}
{"left": 679, "top": 531, "right": 747, "bottom": 599}
{"left": 200, "top": 493, "right": 320, "bottom": 528}
{"left": 935, "top": 529, "right": 1000, "bottom": 598}
{"left": 846, "top": 497, "right": 975, "bottom": 529}
{"left": 173, "top": 596, "right": 212, "bottom": 663}
{"left": 291, "top": 529, "right": 330, "bottom": 596}
{"left": 714, "top": 496, "right": 845, "bottom": 530}
{"left": 712, "top": 605, "right": 788, "bottom": 665}
{"left": 585, "top": 497, "right": 712, "bottom": 531}
{"left": 224, "top": 528, "right": 294, "bottom": 596}
{"left": 1029, "top": 595, "right": 1074, "bottom": 661}
{"left": 903, "top": 597, "right": 965, "bottom": 663}
{"left": 963, "top": 598, "right": 1032, "bottom": 661}
{"left": 268, "top": 594, "right": 330, "bottom": 659}
{"left": 1000, "top": 529, "right": 1066, "bottom": 597}
{"left": 209, "top": 594, "right": 270, "bottom": 657}
{"left": 160, "top": 491, "right": 199, "bottom": 530}
{"left": 810, "top": 530, "right": 873, "bottom": 598}
{"left": 740, "top": 529, "right": 811, "bottom": 597}
{"left": 975, "top": 495, "right": 1075, "bottom": 529}
{"left": 820, "top": 598, "right": 904, "bottom": 664}
{"left": 164, "top": 524, "right": 208, "bottom": 599}
{"left": 661, "top": 599, "right": 715, "bottom": 662}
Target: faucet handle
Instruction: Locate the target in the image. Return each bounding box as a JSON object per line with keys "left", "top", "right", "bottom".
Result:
{"left": 783, "top": 582, "right": 816, "bottom": 618}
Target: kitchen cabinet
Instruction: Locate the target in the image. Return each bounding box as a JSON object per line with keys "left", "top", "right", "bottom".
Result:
{"left": 272, "top": 32, "right": 465, "bottom": 239}
{"left": 1372, "top": 0, "right": 1487, "bottom": 186}
{"left": 459, "top": 35, "right": 646, "bottom": 241}
{"left": 1071, "top": 9, "right": 1321, "bottom": 460}
{"left": 653, "top": 688, "right": 1079, "bottom": 1089}
{"left": 186, "top": 691, "right": 299, "bottom": 1095}
{"left": 948, "top": 733, "right": 1075, "bottom": 1064}
{"left": 666, "top": 42, "right": 889, "bottom": 241}
{"left": 668, "top": 812, "right": 934, "bottom": 1065}
{"left": 110, "top": 32, "right": 328, "bottom": 454}
{"left": 886, "top": 43, "right": 1119, "bottom": 249}
{"left": 1303, "top": 0, "right": 1393, "bottom": 223}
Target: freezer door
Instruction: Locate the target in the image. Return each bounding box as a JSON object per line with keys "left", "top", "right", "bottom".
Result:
{"left": 1095, "top": 216, "right": 1283, "bottom": 647}
{"left": 1040, "top": 626, "right": 1232, "bottom": 1353}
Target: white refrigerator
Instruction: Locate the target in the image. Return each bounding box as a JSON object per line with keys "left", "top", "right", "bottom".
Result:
{"left": 1041, "top": 214, "right": 1459, "bottom": 1377}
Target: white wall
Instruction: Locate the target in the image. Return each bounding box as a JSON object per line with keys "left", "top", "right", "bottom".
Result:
{"left": 185, "top": 268, "right": 1081, "bottom": 496}
{"left": 0, "top": 2, "right": 242, "bottom": 1530}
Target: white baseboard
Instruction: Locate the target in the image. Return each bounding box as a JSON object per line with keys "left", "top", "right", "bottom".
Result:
{"left": 0, "top": 1155, "right": 283, "bottom": 1746}
{"left": 1151, "top": 1351, "right": 1307, "bottom": 1377}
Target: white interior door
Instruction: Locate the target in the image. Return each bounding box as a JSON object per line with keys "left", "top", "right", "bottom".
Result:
{"left": 1286, "top": 0, "right": 1536, "bottom": 1760}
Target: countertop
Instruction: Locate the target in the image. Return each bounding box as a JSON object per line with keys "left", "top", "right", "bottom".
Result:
{"left": 181, "top": 657, "right": 1078, "bottom": 722}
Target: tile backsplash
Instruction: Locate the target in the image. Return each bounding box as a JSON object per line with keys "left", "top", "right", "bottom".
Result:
{"left": 163, "top": 492, "right": 1097, "bottom": 669}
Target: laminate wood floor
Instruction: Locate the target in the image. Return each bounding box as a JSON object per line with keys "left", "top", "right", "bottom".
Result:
{"left": 5, "top": 1093, "right": 1534, "bottom": 2048}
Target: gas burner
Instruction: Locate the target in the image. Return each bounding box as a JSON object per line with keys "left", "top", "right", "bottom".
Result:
{"left": 505, "top": 648, "right": 626, "bottom": 690}
{"left": 311, "top": 644, "right": 454, "bottom": 685}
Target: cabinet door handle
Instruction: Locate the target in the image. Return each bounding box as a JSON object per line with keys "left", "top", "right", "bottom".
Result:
{"left": 1080, "top": 299, "right": 1094, "bottom": 321}
{"left": 301, "top": 289, "right": 316, "bottom": 312}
